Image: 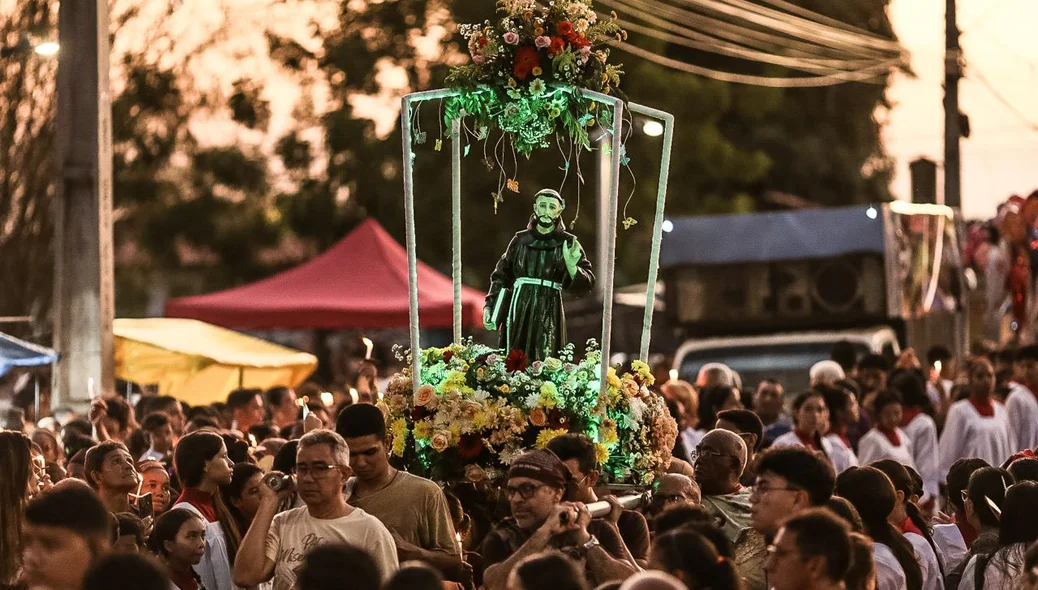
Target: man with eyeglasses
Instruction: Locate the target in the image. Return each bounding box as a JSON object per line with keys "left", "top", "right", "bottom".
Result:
{"left": 480, "top": 449, "right": 636, "bottom": 590}
{"left": 547, "top": 433, "right": 651, "bottom": 566}
{"left": 764, "top": 509, "right": 852, "bottom": 590}
{"left": 749, "top": 447, "right": 835, "bottom": 541}
{"left": 234, "top": 429, "right": 398, "bottom": 590}
{"left": 694, "top": 429, "right": 767, "bottom": 590}
{"left": 335, "top": 403, "right": 466, "bottom": 583}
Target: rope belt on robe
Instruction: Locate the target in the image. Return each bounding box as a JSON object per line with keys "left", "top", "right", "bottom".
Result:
{"left": 506, "top": 277, "right": 563, "bottom": 352}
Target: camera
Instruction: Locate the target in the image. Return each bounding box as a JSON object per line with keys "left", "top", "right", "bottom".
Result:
{"left": 263, "top": 471, "right": 293, "bottom": 492}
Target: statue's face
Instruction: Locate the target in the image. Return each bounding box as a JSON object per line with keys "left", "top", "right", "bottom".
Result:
{"left": 534, "top": 195, "right": 563, "bottom": 228}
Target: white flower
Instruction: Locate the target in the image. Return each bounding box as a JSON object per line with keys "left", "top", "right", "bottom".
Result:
{"left": 524, "top": 393, "right": 541, "bottom": 409}
{"left": 629, "top": 398, "right": 647, "bottom": 424}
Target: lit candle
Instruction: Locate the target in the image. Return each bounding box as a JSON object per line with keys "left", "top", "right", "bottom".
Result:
{"left": 320, "top": 391, "right": 334, "bottom": 406}
{"left": 934, "top": 359, "right": 942, "bottom": 374}
{"left": 455, "top": 532, "right": 464, "bottom": 556}
{"left": 668, "top": 369, "right": 678, "bottom": 382}
{"left": 88, "top": 377, "right": 96, "bottom": 400}
{"left": 248, "top": 434, "right": 258, "bottom": 448}
{"left": 349, "top": 388, "right": 359, "bottom": 404}
{"left": 377, "top": 390, "right": 384, "bottom": 402}
{"left": 362, "top": 337, "right": 374, "bottom": 360}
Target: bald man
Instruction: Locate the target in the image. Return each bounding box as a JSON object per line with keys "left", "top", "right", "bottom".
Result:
{"left": 619, "top": 571, "right": 687, "bottom": 590}
{"left": 694, "top": 429, "right": 767, "bottom": 590}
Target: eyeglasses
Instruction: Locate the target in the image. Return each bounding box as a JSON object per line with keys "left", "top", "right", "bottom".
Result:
{"left": 296, "top": 464, "right": 340, "bottom": 479}
{"left": 504, "top": 483, "right": 547, "bottom": 500}
{"left": 689, "top": 447, "right": 731, "bottom": 463}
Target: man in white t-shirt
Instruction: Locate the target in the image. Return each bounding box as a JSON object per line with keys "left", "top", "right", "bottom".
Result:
{"left": 233, "top": 429, "right": 398, "bottom": 590}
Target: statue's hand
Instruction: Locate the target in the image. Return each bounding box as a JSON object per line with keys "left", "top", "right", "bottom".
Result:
{"left": 483, "top": 307, "right": 496, "bottom": 332}
{"left": 563, "top": 238, "right": 582, "bottom": 277}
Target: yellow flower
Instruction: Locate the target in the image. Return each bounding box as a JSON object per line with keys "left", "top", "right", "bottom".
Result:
{"left": 389, "top": 418, "right": 409, "bottom": 457}
{"left": 585, "top": 118, "right": 595, "bottom": 127}
{"left": 600, "top": 424, "right": 619, "bottom": 444}
{"left": 607, "top": 367, "right": 622, "bottom": 390}
{"left": 594, "top": 443, "right": 610, "bottom": 465}
{"left": 539, "top": 382, "right": 559, "bottom": 408}
{"left": 499, "top": 384, "right": 511, "bottom": 394}
{"left": 534, "top": 26, "right": 544, "bottom": 35}
{"left": 535, "top": 428, "right": 569, "bottom": 449}
{"left": 532, "top": 66, "right": 543, "bottom": 76}
{"left": 413, "top": 420, "right": 432, "bottom": 440}
{"left": 472, "top": 410, "right": 488, "bottom": 430}
{"left": 507, "top": 77, "right": 517, "bottom": 88}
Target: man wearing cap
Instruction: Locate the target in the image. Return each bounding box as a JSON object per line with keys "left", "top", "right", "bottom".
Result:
{"left": 484, "top": 188, "right": 594, "bottom": 361}
{"left": 480, "top": 450, "right": 635, "bottom": 590}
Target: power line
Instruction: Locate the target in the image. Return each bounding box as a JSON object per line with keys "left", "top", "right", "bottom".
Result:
{"left": 971, "top": 67, "right": 1038, "bottom": 133}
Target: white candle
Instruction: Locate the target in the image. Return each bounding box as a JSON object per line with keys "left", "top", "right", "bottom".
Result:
{"left": 668, "top": 369, "right": 678, "bottom": 382}
{"left": 362, "top": 337, "right": 374, "bottom": 360}
{"left": 320, "top": 391, "right": 334, "bottom": 406}
{"left": 349, "top": 388, "right": 359, "bottom": 404}
{"left": 88, "top": 377, "right": 96, "bottom": 400}
{"left": 455, "top": 532, "right": 464, "bottom": 556}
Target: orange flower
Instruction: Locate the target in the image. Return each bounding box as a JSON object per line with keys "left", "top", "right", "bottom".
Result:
{"left": 529, "top": 408, "right": 547, "bottom": 426}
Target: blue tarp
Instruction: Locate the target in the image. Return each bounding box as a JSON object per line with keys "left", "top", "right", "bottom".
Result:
{"left": 660, "top": 205, "right": 887, "bottom": 267}
{"left": 0, "top": 332, "right": 58, "bottom": 377}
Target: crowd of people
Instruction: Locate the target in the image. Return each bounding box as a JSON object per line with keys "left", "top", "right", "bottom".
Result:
{"left": 1, "top": 343, "right": 1038, "bottom": 590}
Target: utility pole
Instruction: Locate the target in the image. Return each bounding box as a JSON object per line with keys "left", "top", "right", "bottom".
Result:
{"left": 943, "top": 0, "right": 962, "bottom": 208}
{"left": 53, "top": 0, "right": 115, "bottom": 407}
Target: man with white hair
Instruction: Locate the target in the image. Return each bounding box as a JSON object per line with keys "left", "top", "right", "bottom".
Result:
{"left": 234, "top": 429, "right": 399, "bottom": 589}
{"left": 809, "top": 360, "right": 845, "bottom": 388}
{"left": 693, "top": 429, "right": 767, "bottom": 590}
{"left": 696, "top": 362, "right": 735, "bottom": 389}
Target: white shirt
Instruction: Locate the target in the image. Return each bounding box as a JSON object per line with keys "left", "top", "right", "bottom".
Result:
{"left": 858, "top": 428, "right": 916, "bottom": 470}
{"left": 139, "top": 447, "right": 165, "bottom": 463}
{"left": 932, "top": 523, "right": 968, "bottom": 573}
{"left": 823, "top": 433, "right": 859, "bottom": 474}
{"left": 1005, "top": 383, "right": 1038, "bottom": 454}
{"left": 680, "top": 427, "right": 706, "bottom": 460}
{"left": 264, "top": 506, "right": 398, "bottom": 590}
{"left": 770, "top": 431, "right": 837, "bottom": 459}
{"left": 903, "top": 413, "right": 941, "bottom": 501}
{"left": 874, "top": 542, "right": 909, "bottom": 590}
{"left": 907, "top": 532, "right": 944, "bottom": 590}
{"left": 938, "top": 400, "right": 1013, "bottom": 479}
{"left": 958, "top": 543, "right": 1028, "bottom": 590}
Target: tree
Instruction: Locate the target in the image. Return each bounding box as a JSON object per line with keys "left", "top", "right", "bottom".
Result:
{"left": 0, "top": 1, "right": 57, "bottom": 339}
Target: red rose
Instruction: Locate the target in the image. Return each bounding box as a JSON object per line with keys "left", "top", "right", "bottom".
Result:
{"left": 569, "top": 35, "right": 590, "bottom": 49}
{"left": 443, "top": 350, "right": 454, "bottom": 363}
{"left": 557, "top": 21, "right": 574, "bottom": 37}
{"left": 505, "top": 349, "right": 529, "bottom": 373}
{"left": 512, "top": 46, "right": 540, "bottom": 80}
{"left": 478, "top": 36, "right": 488, "bottom": 48}
{"left": 548, "top": 36, "right": 565, "bottom": 57}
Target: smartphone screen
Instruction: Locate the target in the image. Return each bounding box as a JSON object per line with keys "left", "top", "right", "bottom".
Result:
{"left": 137, "top": 492, "right": 154, "bottom": 520}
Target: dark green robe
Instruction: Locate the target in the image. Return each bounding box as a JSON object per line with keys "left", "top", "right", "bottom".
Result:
{"left": 485, "top": 218, "right": 594, "bottom": 361}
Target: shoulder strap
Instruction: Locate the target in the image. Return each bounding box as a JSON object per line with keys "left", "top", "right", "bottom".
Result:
{"left": 974, "top": 552, "right": 991, "bottom": 590}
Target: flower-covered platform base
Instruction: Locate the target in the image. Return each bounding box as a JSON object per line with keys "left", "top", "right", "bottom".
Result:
{"left": 383, "top": 340, "right": 677, "bottom": 486}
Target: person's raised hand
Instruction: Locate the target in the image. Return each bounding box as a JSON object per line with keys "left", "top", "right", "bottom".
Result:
{"left": 563, "top": 238, "right": 582, "bottom": 277}
{"left": 89, "top": 398, "right": 108, "bottom": 424}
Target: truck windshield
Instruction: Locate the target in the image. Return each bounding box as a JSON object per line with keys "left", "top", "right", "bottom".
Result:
{"left": 678, "top": 341, "right": 872, "bottom": 394}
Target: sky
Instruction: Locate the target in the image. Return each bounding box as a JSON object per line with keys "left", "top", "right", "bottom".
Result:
{"left": 883, "top": 0, "right": 1038, "bottom": 220}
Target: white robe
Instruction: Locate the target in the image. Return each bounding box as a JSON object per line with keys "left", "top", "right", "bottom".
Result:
{"left": 823, "top": 433, "right": 859, "bottom": 474}
{"left": 902, "top": 413, "right": 941, "bottom": 501}
{"left": 938, "top": 400, "right": 1013, "bottom": 479}
{"left": 957, "top": 543, "right": 1028, "bottom": 590}
{"left": 874, "top": 542, "right": 909, "bottom": 590}
{"left": 907, "top": 531, "right": 944, "bottom": 590}
{"left": 858, "top": 428, "right": 916, "bottom": 470}
{"left": 1005, "top": 383, "right": 1038, "bottom": 454}
{"left": 771, "top": 431, "right": 836, "bottom": 456}
{"left": 932, "top": 523, "right": 968, "bottom": 573}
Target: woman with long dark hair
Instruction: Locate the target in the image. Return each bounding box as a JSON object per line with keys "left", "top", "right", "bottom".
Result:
{"left": 959, "top": 481, "right": 1038, "bottom": 589}
{"left": 649, "top": 528, "right": 743, "bottom": 590}
{"left": 939, "top": 357, "right": 1012, "bottom": 478}
{"left": 221, "top": 463, "right": 264, "bottom": 535}
{"left": 172, "top": 431, "right": 239, "bottom": 590}
{"left": 836, "top": 466, "right": 923, "bottom": 590}
{"left": 0, "top": 432, "right": 33, "bottom": 587}
{"left": 888, "top": 368, "right": 941, "bottom": 503}
{"left": 945, "top": 467, "right": 1015, "bottom": 588}
{"left": 818, "top": 384, "right": 860, "bottom": 474}
{"left": 148, "top": 509, "right": 208, "bottom": 590}
{"left": 771, "top": 391, "right": 833, "bottom": 463}
{"left": 870, "top": 460, "right": 943, "bottom": 590}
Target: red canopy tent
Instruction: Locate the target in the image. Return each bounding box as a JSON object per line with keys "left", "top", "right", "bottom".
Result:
{"left": 164, "top": 219, "right": 486, "bottom": 329}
